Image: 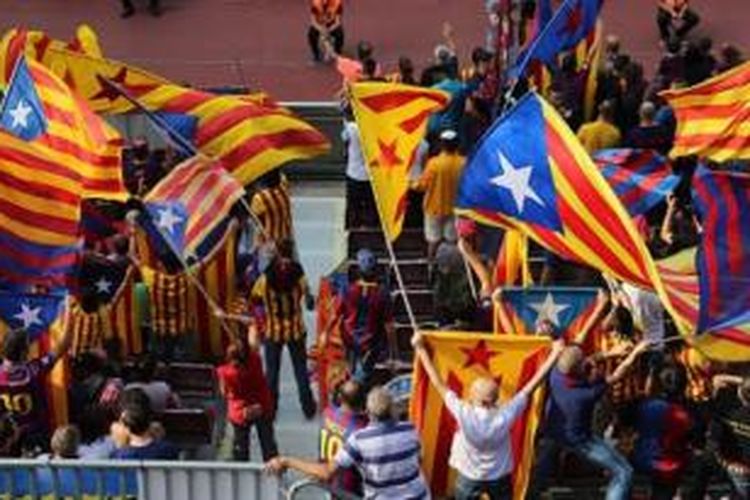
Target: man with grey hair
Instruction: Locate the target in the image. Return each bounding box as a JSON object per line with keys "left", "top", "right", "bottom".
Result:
{"left": 412, "top": 332, "right": 565, "bottom": 499}
{"left": 265, "top": 386, "right": 430, "bottom": 498}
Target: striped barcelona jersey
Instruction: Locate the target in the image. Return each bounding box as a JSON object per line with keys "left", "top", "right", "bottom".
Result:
{"left": 0, "top": 356, "right": 55, "bottom": 435}
{"left": 320, "top": 405, "right": 368, "bottom": 494}
{"left": 251, "top": 265, "right": 307, "bottom": 343}
{"left": 250, "top": 181, "right": 293, "bottom": 245}
{"left": 334, "top": 420, "right": 430, "bottom": 499}
{"left": 599, "top": 335, "right": 646, "bottom": 405}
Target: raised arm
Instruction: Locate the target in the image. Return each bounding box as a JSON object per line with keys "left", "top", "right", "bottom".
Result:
{"left": 660, "top": 194, "right": 678, "bottom": 245}
{"left": 574, "top": 290, "right": 610, "bottom": 344}
{"left": 266, "top": 456, "right": 337, "bottom": 482}
{"left": 516, "top": 339, "right": 566, "bottom": 399}
{"left": 606, "top": 340, "right": 649, "bottom": 385}
{"left": 412, "top": 332, "right": 448, "bottom": 399}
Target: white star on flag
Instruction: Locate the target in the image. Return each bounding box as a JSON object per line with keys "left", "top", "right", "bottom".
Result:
{"left": 156, "top": 206, "right": 183, "bottom": 234}
{"left": 95, "top": 277, "right": 113, "bottom": 295}
{"left": 490, "top": 151, "right": 545, "bottom": 214}
{"left": 9, "top": 99, "right": 33, "bottom": 130}
{"left": 13, "top": 303, "right": 43, "bottom": 329}
{"left": 528, "top": 293, "right": 570, "bottom": 327}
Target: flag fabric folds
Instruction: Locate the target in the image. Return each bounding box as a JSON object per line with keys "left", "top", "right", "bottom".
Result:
{"left": 495, "top": 287, "right": 600, "bottom": 342}
{"left": 456, "top": 92, "right": 663, "bottom": 292}
{"left": 0, "top": 291, "right": 65, "bottom": 341}
{"left": 143, "top": 156, "right": 244, "bottom": 261}
{"left": 692, "top": 166, "right": 750, "bottom": 333}
{"left": 0, "top": 57, "right": 125, "bottom": 199}
{"left": 349, "top": 82, "right": 449, "bottom": 241}
{"left": 593, "top": 149, "right": 680, "bottom": 217}
{"left": 512, "top": 0, "right": 604, "bottom": 78}
{"left": 494, "top": 230, "right": 532, "bottom": 287}
{"left": 410, "top": 332, "right": 550, "bottom": 498}
{"left": 0, "top": 131, "right": 82, "bottom": 287}
{"left": 661, "top": 60, "right": 750, "bottom": 162}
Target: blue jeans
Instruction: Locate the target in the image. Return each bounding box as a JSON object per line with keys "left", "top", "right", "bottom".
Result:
{"left": 454, "top": 473, "right": 511, "bottom": 500}
{"left": 576, "top": 437, "right": 633, "bottom": 500}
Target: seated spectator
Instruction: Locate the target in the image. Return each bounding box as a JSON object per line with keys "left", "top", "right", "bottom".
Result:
{"left": 577, "top": 100, "right": 622, "bottom": 153}
{"left": 624, "top": 101, "right": 672, "bottom": 154}
{"left": 631, "top": 364, "right": 694, "bottom": 499}
{"left": 50, "top": 425, "right": 81, "bottom": 459}
{"left": 0, "top": 318, "right": 74, "bottom": 454}
{"left": 413, "top": 333, "right": 564, "bottom": 499}
{"left": 265, "top": 387, "right": 430, "bottom": 499}
{"left": 124, "top": 355, "right": 179, "bottom": 413}
{"left": 413, "top": 129, "right": 465, "bottom": 268}
{"left": 319, "top": 379, "right": 367, "bottom": 497}
{"left": 216, "top": 341, "right": 278, "bottom": 461}
{"left": 111, "top": 389, "right": 178, "bottom": 460}
{"left": 656, "top": 0, "right": 700, "bottom": 43}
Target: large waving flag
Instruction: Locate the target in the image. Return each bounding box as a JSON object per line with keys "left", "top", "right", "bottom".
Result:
{"left": 410, "top": 332, "right": 550, "bottom": 498}
{"left": 512, "top": 0, "right": 604, "bottom": 78}
{"left": 661, "top": 61, "right": 750, "bottom": 161}
{"left": 594, "top": 149, "right": 680, "bottom": 217}
{"left": 0, "top": 57, "right": 125, "bottom": 199}
{"left": 143, "top": 156, "right": 244, "bottom": 261}
{"left": 0, "top": 131, "right": 82, "bottom": 287}
{"left": 349, "top": 82, "right": 449, "bottom": 241}
{"left": 692, "top": 166, "right": 750, "bottom": 332}
{"left": 0, "top": 291, "right": 65, "bottom": 341}
{"left": 495, "top": 286, "right": 599, "bottom": 341}
{"left": 494, "top": 230, "right": 532, "bottom": 287}
{"left": 456, "top": 92, "right": 664, "bottom": 292}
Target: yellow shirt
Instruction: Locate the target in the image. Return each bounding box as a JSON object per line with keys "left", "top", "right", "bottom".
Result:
{"left": 577, "top": 119, "right": 621, "bottom": 153}
{"left": 418, "top": 152, "right": 466, "bottom": 217}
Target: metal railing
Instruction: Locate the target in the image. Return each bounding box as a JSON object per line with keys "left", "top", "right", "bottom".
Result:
{"left": 0, "top": 459, "right": 282, "bottom": 500}
{"left": 285, "top": 478, "right": 361, "bottom": 500}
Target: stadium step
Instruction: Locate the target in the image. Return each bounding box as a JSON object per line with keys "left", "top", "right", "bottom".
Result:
{"left": 347, "top": 228, "right": 426, "bottom": 260}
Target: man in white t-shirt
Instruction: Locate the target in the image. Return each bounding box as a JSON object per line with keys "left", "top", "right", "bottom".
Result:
{"left": 341, "top": 110, "right": 377, "bottom": 229}
{"left": 412, "top": 332, "right": 564, "bottom": 499}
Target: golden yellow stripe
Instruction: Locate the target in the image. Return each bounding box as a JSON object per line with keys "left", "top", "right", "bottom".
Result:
{"left": 0, "top": 183, "right": 78, "bottom": 220}
{"left": 32, "top": 143, "right": 122, "bottom": 182}
{"left": 199, "top": 114, "right": 314, "bottom": 154}
{"left": 141, "top": 85, "right": 191, "bottom": 108}
{"left": 229, "top": 144, "right": 328, "bottom": 184}
{"left": 0, "top": 213, "right": 78, "bottom": 246}
{"left": 669, "top": 84, "right": 750, "bottom": 107}
{"left": 679, "top": 118, "right": 750, "bottom": 136}
{"left": 1, "top": 159, "right": 82, "bottom": 193}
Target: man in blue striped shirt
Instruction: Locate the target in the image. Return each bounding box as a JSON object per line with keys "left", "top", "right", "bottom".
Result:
{"left": 266, "top": 386, "right": 430, "bottom": 499}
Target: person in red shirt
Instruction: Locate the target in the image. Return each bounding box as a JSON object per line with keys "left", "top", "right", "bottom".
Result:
{"left": 216, "top": 341, "right": 278, "bottom": 461}
{"left": 308, "top": 0, "right": 344, "bottom": 63}
{"left": 0, "top": 306, "right": 74, "bottom": 455}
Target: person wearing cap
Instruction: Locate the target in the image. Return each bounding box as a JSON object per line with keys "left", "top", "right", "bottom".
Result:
{"left": 413, "top": 130, "right": 466, "bottom": 270}
{"left": 337, "top": 249, "right": 394, "bottom": 385}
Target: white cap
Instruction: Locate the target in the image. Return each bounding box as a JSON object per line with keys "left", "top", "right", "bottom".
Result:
{"left": 440, "top": 129, "right": 458, "bottom": 141}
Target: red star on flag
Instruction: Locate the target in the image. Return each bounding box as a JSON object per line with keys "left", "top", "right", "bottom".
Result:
{"left": 370, "top": 138, "right": 402, "bottom": 169}
{"left": 460, "top": 340, "right": 500, "bottom": 371}
{"left": 90, "top": 67, "right": 129, "bottom": 102}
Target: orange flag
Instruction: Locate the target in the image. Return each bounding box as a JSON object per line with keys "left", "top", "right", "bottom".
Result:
{"left": 410, "top": 331, "right": 550, "bottom": 499}
{"left": 350, "top": 82, "right": 449, "bottom": 241}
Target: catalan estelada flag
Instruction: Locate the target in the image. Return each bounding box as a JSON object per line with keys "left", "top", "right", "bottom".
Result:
{"left": 594, "top": 149, "right": 680, "bottom": 217}
{"left": 0, "top": 131, "right": 82, "bottom": 287}
{"left": 0, "top": 57, "right": 125, "bottom": 200}
{"left": 692, "top": 165, "right": 750, "bottom": 333}
{"left": 0, "top": 290, "right": 65, "bottom": 341}
{"left": 661, "top": 60, "right": 750, "bottom": 161}
{"left": 410, "top": 332, "right": 550, "bottom": 498}
{"left": 143, "top": 156, "right": 244, "bottom": 261}
{"left": 456, "top": 92, "right": 664, "bottom": 291}
{"left": 512, "top": 0, "right": 603, "bottom": 78}
{"left": 494, "top": 230, "right": 532, "bottom": 287}
{"left": 658, "top": 248, "right": 750, "bottom": 361}
{"left": 349, "top": 82, "right": 449, "bottom": 241}
{"left": 495, "top": 286, "right": 600, "bottom": 341}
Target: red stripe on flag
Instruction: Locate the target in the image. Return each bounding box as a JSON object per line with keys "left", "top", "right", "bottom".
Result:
{"left": 0, "top": 144, "right": 83, "bottom": 183}
{"left": 195, "top": 105, "right": 283, "bottom": 144}
{"left": 432, "top": 371, "right": 463, "bottom": 495}
{"left": 158, "top": 89, "right": 209, "bottom": 114}
{"left": 4, "top": 31, "right": 26, "bottom": 82}
{"left": 184, "top": 180, "right": 240, "bottom": 245}
{"left": 0, "top": 169, "right": 80, "bottom": 206}
{"left": 0, "top": 199, "right": 79, "bottom": 234}
{"left": 219, "top": 129, "right": 329, "bottom": 169}
{"left": 715, "top": 176, "right": 743, "bottom": 274}
{"left": 674, "top": 131, "right": 750, "bottom": 150}
{"left": 28, "top": 64, "right": 69, "bottom": 94}
{"left": 693, "top": 179, "right": 721, "bottom": 317}
{"left": 359, "top": 90, "right": 448, "bottom": 114}
{"left": 399, "top": 109, "right": 432, "bottom": 134}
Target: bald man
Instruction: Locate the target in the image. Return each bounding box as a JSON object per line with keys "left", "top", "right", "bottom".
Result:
{"left": 412, "top": 333, "right": 564, "bottom": 500}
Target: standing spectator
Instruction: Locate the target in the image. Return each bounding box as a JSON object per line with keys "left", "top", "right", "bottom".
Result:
{"left": 413, "top": 129, "right": 465, "bottom": 268}
{"left": 120, "top": 0, "right": 160, "bottom": 18}
{"left": 341, "top": 107, "right": 377, "bottom": 229}
{"left": 111, "top": 391, "right": 178, "bottom": 460}
{"left": 338, "top": 249, "right": 394, "bottom": 385}
{"left": 250, "top": 239, "right": 316, "bottom": 418}
{"left": 0, "top": 308, "right": 74, "bottom": 454}
{"left": 413, "top": 332, "right": 564, "bottom": 499}
{"left": 430, "top": 66, "right": 470, "bottom": 141}
{"left": 216, "top": 342, "right": 278, "bottom": 461}
{"left": 631, "top": 364, "right": 694, "bottom": 499}
{"left": 249, "top": 170, "right": 294, "bottom": 249}
{"left": 577, "top": 100, "right": 622, "bottom": 153}
{"left": 541, "top": 341, "right": 651, "bottom": 500}
{"left": 124, "top": 355, "right": 180, "bottom": 413}
{"left": 265, "top": 386, "right": 430, "bottom": 499}
{"left": 319, "top": 379, "right": 368, "bottom": 497}
{"left": 308, "top": 0, "right": 344, "bottom": 63}
{"left": 657, "top": 0, "right": 700, "bottom": 43}
{"left": 624, "top": 101, "right": 672, "bottom": 155}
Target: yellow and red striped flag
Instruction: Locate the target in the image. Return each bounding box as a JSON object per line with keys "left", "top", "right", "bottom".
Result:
{"left": 349, "top": 82, "right": 449, "bottom": 241}
{"left": 494, "top": 230, "right": 532, "bottom": 287}
{"left": 661, "top": 60, "right": 750, "bottom": 161}
{"left": 410, "top": 331, "right": 550, "bottom": 499}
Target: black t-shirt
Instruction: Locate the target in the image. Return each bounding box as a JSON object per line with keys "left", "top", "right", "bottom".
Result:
{"left": 710, "top": 388, "right": 750, "bottom": 465}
